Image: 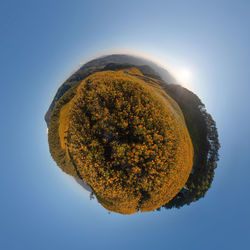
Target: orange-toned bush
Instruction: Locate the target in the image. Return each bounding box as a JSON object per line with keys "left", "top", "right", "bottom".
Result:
{"left": 58, "top": 70, "right": 194, "bottom": 214}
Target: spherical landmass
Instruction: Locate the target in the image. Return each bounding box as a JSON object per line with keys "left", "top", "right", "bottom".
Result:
{"left": 46, "top": 54, "right": 219, "bottom": 214}
{"left": 48, "top": 66, "right": 193, "bottom": 214}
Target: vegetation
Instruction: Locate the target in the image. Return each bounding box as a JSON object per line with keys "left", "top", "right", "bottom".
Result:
{"left": 46, "top": 57, "right": 220, "bottom": 214}
{"left": 45, "top": 54, "right": 177, "bottom": 126}
{"left": 157, "top": 84, "right": 220, "bottom": 210}
{"left": 48, "top": 85, "right": 79, "bottom": 178}
{"left": 48, "top": 68, "right": 193, "bottom": 214}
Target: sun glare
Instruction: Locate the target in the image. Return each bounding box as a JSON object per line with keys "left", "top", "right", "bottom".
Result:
{"left": 176, "top": 68, "right": 192, "bottom": 84}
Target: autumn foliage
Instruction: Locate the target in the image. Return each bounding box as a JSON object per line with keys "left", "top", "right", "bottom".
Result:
{"left": 49, "top": 68, "right": 194, "bottom": 214}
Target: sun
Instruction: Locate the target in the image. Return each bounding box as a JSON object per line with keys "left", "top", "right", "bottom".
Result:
{"left": 176, "top": 68, "right": 192, "bottom": 84}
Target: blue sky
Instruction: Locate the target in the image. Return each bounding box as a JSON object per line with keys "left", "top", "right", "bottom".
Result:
{"left": 1, "top": 0, "right": 250, "bottom": 249}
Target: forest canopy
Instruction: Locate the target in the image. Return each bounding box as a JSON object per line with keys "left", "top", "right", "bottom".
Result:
{"left": 48, "top": 68, "right": 193, "bottom": 214}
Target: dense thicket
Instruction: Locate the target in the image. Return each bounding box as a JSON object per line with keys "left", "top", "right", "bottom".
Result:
{"left": 58, "top": 70, "right": 193, "bottom": 214}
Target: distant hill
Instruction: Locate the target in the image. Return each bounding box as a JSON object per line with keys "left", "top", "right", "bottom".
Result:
{"left": 78, "top": 54, "right": 177, "bottom": 83}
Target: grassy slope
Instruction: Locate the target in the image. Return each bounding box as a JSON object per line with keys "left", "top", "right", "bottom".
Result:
{"left": 48, "top": 85, "right": 78, "bottom": 177}
{"left": 59, "top": 100, "right": 72, "bottom": 149}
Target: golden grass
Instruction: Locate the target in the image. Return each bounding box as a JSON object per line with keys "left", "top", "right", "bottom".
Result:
{"left": 59, "top": 98, "right": 73, "bottom": 158}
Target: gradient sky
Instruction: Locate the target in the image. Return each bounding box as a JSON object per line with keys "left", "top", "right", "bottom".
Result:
{"left": 1, "top": 1, "right": 250, "bottom": 249}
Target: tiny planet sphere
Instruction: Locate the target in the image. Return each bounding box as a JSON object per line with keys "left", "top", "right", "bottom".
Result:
{"left": 45, "top": 54, "right": 220, "bottom": 214}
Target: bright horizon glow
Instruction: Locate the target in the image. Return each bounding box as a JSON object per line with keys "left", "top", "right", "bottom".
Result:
{"left": 175, "top": 67, "right": 192, "bottom": 85}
